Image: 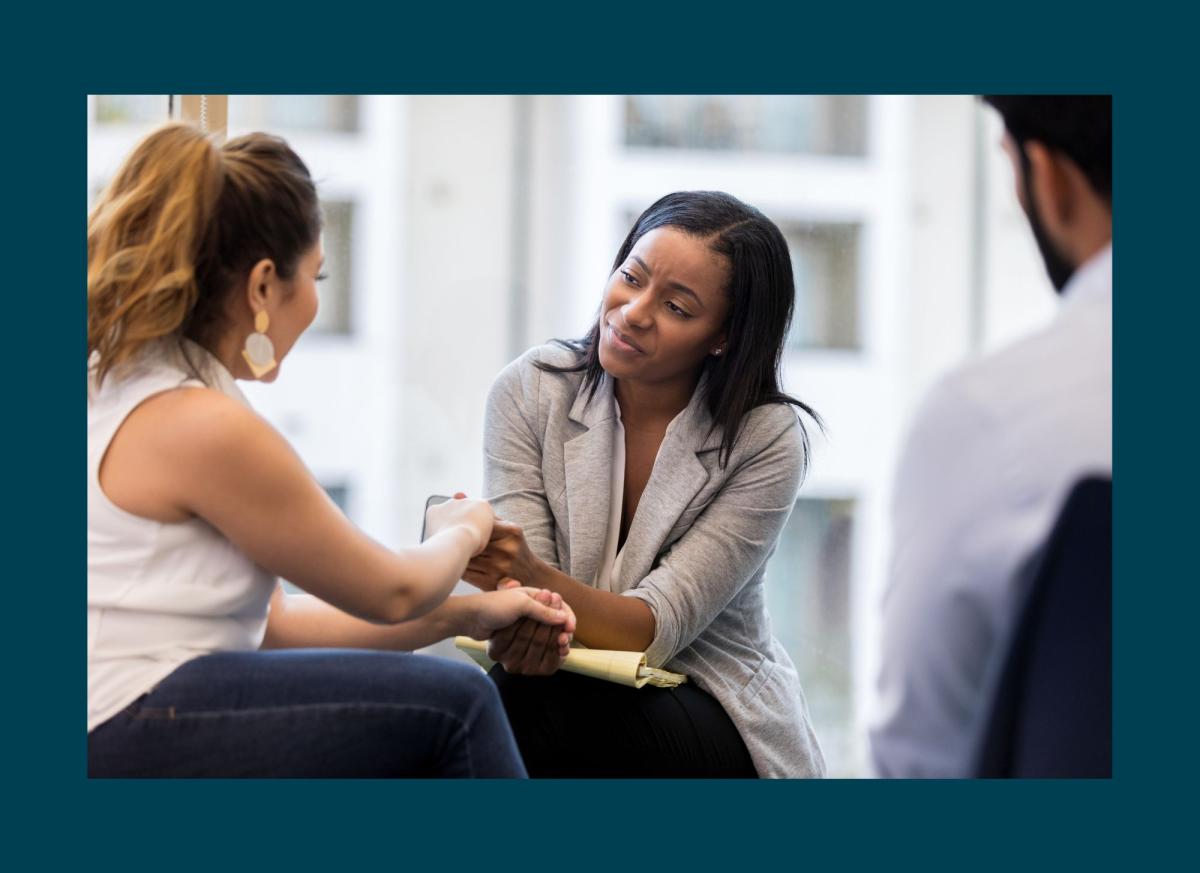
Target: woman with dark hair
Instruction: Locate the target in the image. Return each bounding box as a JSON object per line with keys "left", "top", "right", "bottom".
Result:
{"left": 464, "top": 191, "right": 826, "bottom": 777}
{"left": 87, "top": 124, "right": 575, "bottom": 777}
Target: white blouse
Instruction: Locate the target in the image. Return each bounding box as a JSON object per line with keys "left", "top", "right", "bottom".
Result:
{"left": 592, "top": 397, "right": 686, "bottom": 593}
{"left": 591, "top": 398, "right": 626, "bottom": 592}
{"left": 87, "top": 339, "right": 275, "bottom": 731}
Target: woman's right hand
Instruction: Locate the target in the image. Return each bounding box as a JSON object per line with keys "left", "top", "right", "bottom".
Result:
{"left": 424, "top": 494, "right": 495, "bottom": 556}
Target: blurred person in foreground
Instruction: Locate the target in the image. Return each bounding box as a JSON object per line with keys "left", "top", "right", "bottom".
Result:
{"left": 87, "top": 123, "right": 574, "bottom": 777}
{"left": 869, "top": 96, "right": 1112, "bottom": 777}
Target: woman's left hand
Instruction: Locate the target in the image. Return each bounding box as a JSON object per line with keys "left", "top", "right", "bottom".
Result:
{"left": 464, "top": 520, "right": 542, "bottom": 590}
{"left": 487, "top": 580, "right": 576, "bottom": 675}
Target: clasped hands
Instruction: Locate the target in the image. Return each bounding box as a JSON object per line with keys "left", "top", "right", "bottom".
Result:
{"left": 465, "top": 520, "right": 572, "bottom": 676}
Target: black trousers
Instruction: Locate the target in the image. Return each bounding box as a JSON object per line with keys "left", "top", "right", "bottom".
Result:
{"left": 489, "top": 666, "right": 758, "bottom": 778}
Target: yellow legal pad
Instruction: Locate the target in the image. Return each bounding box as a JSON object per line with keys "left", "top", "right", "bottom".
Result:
{"left": 454, "top": 636, "right": 688, "bottom": 689}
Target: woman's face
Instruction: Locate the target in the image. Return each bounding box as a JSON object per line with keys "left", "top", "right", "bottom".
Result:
{"left": 597, "top": 227, "right": 731, "bottom": 387}
{"left": 253, "top": 240, "right": 323, "bottom": 382}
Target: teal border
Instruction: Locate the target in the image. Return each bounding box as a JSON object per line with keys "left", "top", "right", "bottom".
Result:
{"left": 14, "top": 3, "right": 1181, "bottom": 867}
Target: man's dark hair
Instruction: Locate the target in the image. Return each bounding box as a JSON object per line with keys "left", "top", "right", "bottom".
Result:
{"left": 536, "top": 190, "right": 821, "bottom": 470}
{"left": 982, "top": 96, "right": 1111, "bottom": 203}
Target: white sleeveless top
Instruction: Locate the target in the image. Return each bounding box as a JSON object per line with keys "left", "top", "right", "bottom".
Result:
{"left": 87, "top": 339, "right": 276, "bottom": 731}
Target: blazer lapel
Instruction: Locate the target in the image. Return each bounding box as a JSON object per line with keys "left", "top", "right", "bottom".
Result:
{"left": 615, "top": 381, "right": 719, "bottom": 592}
{"left": 563, "top": 374, "right": 617, "bottom": 583}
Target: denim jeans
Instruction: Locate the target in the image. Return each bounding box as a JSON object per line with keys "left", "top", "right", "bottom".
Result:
{"left": 88, "top": 649, "right": 527, "bottom": 778}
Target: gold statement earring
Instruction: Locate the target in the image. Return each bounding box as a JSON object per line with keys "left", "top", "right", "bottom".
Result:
{"left": 242, "top": 310, "right": 277, "bottom": 379}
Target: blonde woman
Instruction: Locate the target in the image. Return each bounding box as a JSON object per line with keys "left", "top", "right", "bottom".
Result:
{"left": 87, "top": 124, "right": 574, "bottom": 777}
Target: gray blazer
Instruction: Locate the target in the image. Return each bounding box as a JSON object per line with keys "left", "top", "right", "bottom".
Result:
{"left": 483, "top": 344, "right": 825, "bottom": 778}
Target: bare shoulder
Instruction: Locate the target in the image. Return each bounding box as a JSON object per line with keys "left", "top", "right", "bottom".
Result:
{"left": 132, "top": 386, "right": 270, "bottom": 456}
{"left": 112, "top": 387, "right": 286, "bottom": 486}
{"left": 102, "top": 386, "right": 278, "bottom": 522}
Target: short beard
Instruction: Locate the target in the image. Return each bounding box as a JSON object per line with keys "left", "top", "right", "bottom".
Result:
{"left": 1019, "top": 148, "right": 1077, "bottom": 293}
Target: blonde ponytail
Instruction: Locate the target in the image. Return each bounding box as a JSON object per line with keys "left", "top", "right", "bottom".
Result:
{"left": 87, "top": 122, "right": 321, "bottom": 386}
{"left": 88, "top": 123, "right": 224, "bottom": 385}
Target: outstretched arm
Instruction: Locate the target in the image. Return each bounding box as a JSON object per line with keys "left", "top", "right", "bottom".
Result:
{"left": 262, "top": 582, "right": 574, "bottom": 652}
{"left": 111, "top": 386, "right": 494, "bottom": 625}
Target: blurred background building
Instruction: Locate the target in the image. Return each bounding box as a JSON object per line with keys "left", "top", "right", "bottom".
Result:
{"left": 87, "top": 95, "right": 1056, "bottom": 776}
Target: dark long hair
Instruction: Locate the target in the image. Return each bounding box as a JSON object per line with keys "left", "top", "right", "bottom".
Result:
{"left": 536, "top": 190, "right": 821, "bottom": 470}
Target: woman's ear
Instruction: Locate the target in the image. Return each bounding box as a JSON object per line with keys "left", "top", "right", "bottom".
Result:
{"left": 711, "top": 330, "right": 728, "bottom": 357}
{"left": 244, "top": 258, "right": 278, "bottom": 315}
